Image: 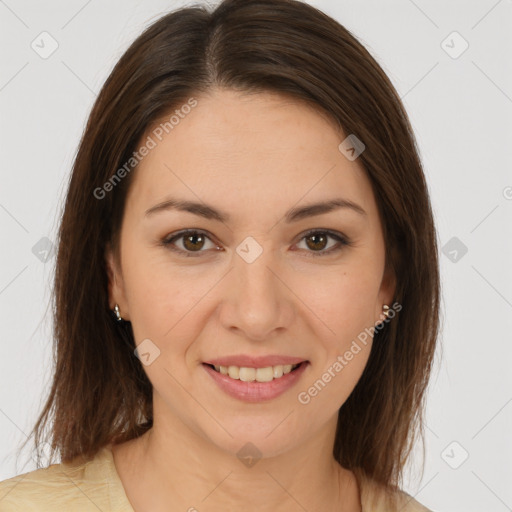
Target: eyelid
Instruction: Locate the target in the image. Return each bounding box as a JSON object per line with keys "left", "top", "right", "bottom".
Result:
{"left": 293, "top": 228, "right": 351, "bottom": 257}
{"left": 161, "top": 228, "right": 351, "bottom": 257}
{"left": 162, "top": 228, "right": 221, "bottom": 257}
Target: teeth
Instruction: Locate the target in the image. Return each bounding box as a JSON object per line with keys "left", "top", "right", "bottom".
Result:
{"left": 211, "top": 363, "right": 301, "bottom": 382}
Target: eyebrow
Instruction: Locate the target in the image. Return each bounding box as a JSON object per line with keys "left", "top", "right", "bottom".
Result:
{"left": 144, "top": 196, "right": 367, "bottom": 223}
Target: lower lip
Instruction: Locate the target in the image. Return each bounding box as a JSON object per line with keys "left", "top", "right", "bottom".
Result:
{"left": 202, "top": 362, "right": 308, "bottom": 402}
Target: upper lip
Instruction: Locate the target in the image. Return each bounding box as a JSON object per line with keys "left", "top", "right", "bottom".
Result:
{"left": 203, "top": 355, "right": 307, "bottom": 367}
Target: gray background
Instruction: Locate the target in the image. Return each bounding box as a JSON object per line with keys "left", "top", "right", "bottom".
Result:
{"left": 1, "top": 1, "right": 511, "bottom": 511}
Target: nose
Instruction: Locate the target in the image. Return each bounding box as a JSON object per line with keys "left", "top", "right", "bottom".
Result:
{"left": 217, "top": 243, "right": 295, "bottom": 342}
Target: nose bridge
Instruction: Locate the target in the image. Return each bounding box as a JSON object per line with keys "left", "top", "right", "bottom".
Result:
{"left": 235, "top": 236, "right": 281, "bottom": 306}
{"left": 237, "top": 243, "right": 276, "bottom": 294}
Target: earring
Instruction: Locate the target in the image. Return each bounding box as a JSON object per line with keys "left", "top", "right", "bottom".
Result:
{"left": 114, "top": 304, "right": 123, "bottom": 322}
{"left": 382, "top": 304, "right": 390, "bottom": 318}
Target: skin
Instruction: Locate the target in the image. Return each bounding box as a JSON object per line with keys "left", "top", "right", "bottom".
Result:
{"left": 107, "top": 87, "right": 396, "bottom": 512}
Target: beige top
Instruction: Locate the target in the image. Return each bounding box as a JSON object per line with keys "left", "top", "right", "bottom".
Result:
{"left": 0, "top": 444, "right": 432, "bottom": 511}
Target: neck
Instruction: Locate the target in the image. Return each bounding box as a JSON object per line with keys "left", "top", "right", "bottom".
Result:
{"left": 113, "top": 401, "right": 361, "bottom": 512}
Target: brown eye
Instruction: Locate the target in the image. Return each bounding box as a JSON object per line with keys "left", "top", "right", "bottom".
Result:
{"left": 162, "top": 229, "right": 350, "bottom": 258}
{"left": 163, "top": 230, "right": 218, "bottom": 257}
{"left": 182, "top": 232, "right": 206, "bottom": 251}
{"left": 304, "top": 232, "right": 329, "bottom": 251}
{"left": 295, "top": 230, "right": 350, "bottom": 257}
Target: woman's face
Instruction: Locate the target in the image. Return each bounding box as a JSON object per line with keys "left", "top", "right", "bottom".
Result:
{"left": 107, "top": 88, "right": 395, "bottom": 458}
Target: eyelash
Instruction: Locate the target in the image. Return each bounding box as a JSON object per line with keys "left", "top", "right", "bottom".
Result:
{"left": 161, "top": 228, "right": 351, "bottom": 258}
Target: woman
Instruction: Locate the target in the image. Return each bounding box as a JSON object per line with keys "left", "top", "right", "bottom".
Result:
{"left": 0, "top": 0, "right": 440, "bottom": 510}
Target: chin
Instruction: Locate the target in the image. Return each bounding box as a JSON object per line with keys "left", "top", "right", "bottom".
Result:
{"left": 198, "top": 418, "right": 304, "bottom": 462}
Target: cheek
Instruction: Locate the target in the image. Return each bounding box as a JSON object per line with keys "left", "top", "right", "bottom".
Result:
{"left": 303, "top": 265, "right": 380, "bottom": 345}
{"left": 297, "top": 274, "right": 374, "bottom": 412}
{"left": 121, "top": 247, "right": 218, "bottom": 356}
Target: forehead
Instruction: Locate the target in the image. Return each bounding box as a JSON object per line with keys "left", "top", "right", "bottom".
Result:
{"left": 125, "top": 88, "right": 377, "bottom": 224}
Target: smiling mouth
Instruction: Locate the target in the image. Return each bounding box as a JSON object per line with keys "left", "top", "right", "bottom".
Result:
{"left": 203, "top": 362, "right": 305, "bottom": 383}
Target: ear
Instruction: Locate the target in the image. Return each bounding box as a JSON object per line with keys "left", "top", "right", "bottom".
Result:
{"left": 105, "top": 243, "right": 130, "bottom": 321}
{"left": 375, "top": 258, "right": 397, "bottom": 325}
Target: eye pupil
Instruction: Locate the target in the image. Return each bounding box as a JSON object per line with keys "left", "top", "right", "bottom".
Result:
{"left": 306, "top": 233, "right": 327, "bottom": 251}
{"left": 183, "top": 233, "right": 205, "bottom": 251}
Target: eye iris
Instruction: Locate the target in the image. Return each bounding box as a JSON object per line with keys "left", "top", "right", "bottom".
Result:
{"left": 306, "top": 233, "right": 327, "bottom": 251}
{"left": 183, "top": 233, "right": 205, "bottom": 251}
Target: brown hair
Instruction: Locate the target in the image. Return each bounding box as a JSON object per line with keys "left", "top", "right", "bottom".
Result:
{"left": 19, "top": 0, "right": 441, "bottom": 499}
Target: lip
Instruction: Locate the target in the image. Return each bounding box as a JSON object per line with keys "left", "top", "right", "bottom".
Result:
{"left": 203, "top": 355, "right": 307, "bottom": 367}
{"left": 202, "top": 361, "right": 309, "bottom": 402}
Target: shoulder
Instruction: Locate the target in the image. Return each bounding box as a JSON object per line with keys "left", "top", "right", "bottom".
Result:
{"left": 355, "top": 469, "right": 433, "bottom": 512}
{"left": 0, "top": 446, "right": 118, "bottom": 512}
